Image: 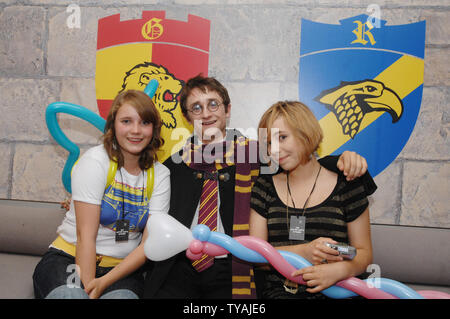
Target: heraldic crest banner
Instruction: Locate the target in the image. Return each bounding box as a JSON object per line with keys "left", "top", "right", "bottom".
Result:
{"left": 96, "top": 11, "right": 210, "bottom": 162}
{"left": 299, "top": 14, "right": 426, "bottom": 177}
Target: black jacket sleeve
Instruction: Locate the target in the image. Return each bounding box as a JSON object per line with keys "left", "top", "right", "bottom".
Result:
{"left": 319, "top": 155, "right": 377, "bottom": 196}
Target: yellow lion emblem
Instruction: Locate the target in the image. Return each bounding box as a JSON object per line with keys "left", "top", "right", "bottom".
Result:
{"left": 120, "top": 62, "right": 183, "bottom": 128}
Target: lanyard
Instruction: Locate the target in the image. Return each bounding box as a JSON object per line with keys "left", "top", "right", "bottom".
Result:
{"left": 115, "top": 168, "right": 145, "bottom": 242}
{"left": 118, "top": 169, "right": 145, "bottom": 221}
{"left": 286, "top": 165, "right": 322, "bottom": 226}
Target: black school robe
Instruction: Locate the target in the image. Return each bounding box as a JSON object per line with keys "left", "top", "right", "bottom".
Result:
{"left": 142, "top": 132, "right": 370, "bottom": 298}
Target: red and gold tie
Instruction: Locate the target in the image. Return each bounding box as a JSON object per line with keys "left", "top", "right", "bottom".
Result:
{"left": 192, "top": 174, "right": 218, "bottom": 272}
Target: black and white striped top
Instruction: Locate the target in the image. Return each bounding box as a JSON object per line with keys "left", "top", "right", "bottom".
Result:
{"left": 251, "top": 168, "right": 373, "bottom": 247}
{"left": 250, "top": 163, "right": 376, "bottom": 299}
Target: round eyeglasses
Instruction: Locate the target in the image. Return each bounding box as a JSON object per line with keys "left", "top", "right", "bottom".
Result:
{"left": 187, "top": 99, "right": 223, "bottom": 115}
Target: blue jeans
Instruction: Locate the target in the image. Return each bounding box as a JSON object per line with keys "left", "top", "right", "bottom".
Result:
{"left": 45, "top": 286, "right": 138, "bottom": 299}
{"left": 33, "top": 248, "right": 144, "bottom": 299}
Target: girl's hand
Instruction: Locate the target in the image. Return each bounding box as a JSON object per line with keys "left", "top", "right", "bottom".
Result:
{"left": 292, "top": 262, "right": 345, "bottom": 293}
{"left": 85, "top": 277, "right": 107, "bottom": 299}
{"left": 303, "top": 237, "right": 343, "bottom": 265}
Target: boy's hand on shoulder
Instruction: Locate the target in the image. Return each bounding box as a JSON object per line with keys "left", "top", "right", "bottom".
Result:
{"left": 337, "top": 151, "right": 368, "bottom": 181}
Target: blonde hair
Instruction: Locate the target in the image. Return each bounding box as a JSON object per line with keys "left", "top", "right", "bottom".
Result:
{"left": 258, "top": 101, "right": 323, "bottom": 164}
{"left": 103, "top": 90, "right": 164, "bottom": 170}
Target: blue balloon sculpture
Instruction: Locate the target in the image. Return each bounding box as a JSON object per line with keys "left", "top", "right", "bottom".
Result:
{"left": 45, "top": 79, "right": 159, "bottom": 193}
{"left": 190, "top": 225, "right": 435, "bottom": 299}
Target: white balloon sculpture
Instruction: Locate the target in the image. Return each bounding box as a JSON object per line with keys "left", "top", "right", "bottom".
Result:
{"left": 144, "top": 213, "right": 450, "bottom": 299}
{"left": 144, "top": 213, "right": 194, "bottom": 261}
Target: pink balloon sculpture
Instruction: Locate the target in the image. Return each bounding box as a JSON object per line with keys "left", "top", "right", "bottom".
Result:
{"left": 186, "top": 228, "right": 450, "bottom": 299}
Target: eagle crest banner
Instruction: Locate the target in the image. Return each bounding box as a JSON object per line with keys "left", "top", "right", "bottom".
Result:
{"left": 299, "top": 14, "right": 426, "bottom": 176}
{"left": 96, "top": 11, "right": 210, "bottom": 162}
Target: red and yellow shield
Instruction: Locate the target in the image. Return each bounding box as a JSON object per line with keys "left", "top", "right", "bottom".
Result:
{"left": 95, "top": 11, "right": 210, "bottom": 161}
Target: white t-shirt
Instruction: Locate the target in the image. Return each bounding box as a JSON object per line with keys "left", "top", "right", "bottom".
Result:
{"left": 55, "top": 145, "right": 170, "bottom": 259}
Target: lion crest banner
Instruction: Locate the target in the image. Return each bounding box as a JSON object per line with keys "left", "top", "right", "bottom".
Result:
{"left": 299, "top": 14, "right": 426, "bottom": 177}
{"left": 96, "top": 11, "right": 210, "bottom": 162}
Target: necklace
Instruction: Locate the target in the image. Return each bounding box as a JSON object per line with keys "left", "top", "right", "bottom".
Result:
{"left": 115, "top": 168, "right": 145, "bottom": 242}
{"left": 283, "top": 164, "right": 321, "bottom": 294}
{"left": 286, "top": 164, "right": 322, "bottom": 235}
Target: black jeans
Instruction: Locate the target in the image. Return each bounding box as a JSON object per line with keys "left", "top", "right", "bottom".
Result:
{"left": 153, "top": 255, "right": 232, "bottom": 299}
{"left": 33, "top": 248, "right": 145, "bottom": 299}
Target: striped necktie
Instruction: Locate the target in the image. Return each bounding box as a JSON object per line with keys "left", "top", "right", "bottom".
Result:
{"left": 192, "top": 173, "right": 218, "bottom": 272}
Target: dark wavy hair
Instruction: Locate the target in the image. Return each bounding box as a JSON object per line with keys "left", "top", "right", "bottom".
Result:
{"left": 103, "top": 90, "right": 164, "bottom": 170}
{"left": 179, "top": 74, "right": 231, "bottom": 118}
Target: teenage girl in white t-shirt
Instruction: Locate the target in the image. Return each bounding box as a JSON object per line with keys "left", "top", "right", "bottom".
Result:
{"left": 33, "top": 90, "right": 170, "bottom": 299}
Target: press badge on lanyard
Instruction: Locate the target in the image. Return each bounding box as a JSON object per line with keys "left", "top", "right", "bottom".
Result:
{"left": 114, "top": 169, "right": 144, "bottom": 242}
{"left": 286, "top": 167, "right": 321, "bottom": 242}
{"left": 289, "top": 215, "right": 306, "bottom": 241}
{"left": 115, "top": 219, "right": 130, "bottom": 242}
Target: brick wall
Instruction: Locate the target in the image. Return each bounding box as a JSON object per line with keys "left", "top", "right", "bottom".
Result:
{"left": 0, "top": 0, "right": 448, "bottom": 227}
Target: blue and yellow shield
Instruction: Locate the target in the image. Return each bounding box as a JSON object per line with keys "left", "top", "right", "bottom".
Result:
{"left": 299, "top": 14, "right": 426, "bottom": 176}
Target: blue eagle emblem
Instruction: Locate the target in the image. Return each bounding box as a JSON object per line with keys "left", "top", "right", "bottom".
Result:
{"left": 299, "top": 14, "right": 426, "bottom": 177}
